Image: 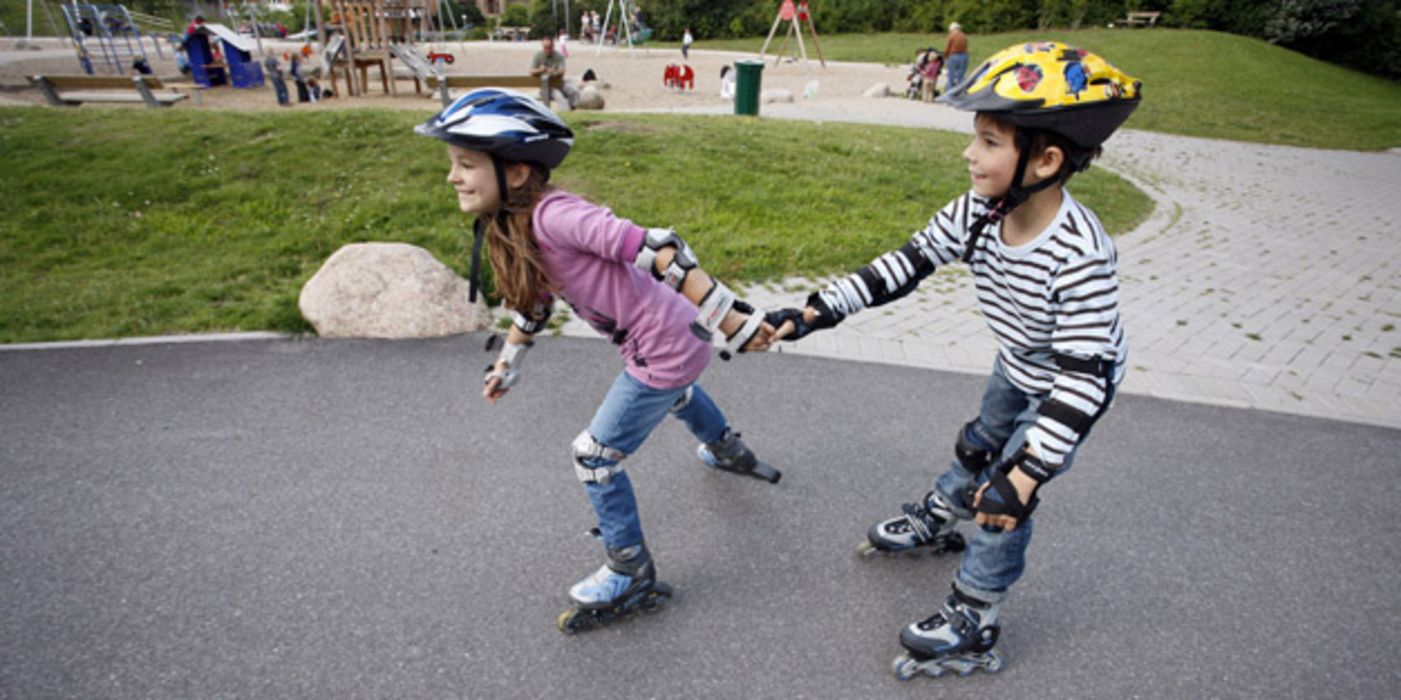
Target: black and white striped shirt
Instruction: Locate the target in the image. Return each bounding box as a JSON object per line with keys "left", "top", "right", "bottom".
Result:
{"left": 815, "top": 191, "right": 1126, "bottom": 469}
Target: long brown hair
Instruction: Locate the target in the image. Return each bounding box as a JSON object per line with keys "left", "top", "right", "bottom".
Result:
{"left": 484, "top": 163, "right": 557, "bottom": 313}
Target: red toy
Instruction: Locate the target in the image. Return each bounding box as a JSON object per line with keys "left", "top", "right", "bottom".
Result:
{"left": 663, "top": 63, "right": 694, "bottom": 91}
{"left": 427, "top": 51, "right": 455, "bottom": 64}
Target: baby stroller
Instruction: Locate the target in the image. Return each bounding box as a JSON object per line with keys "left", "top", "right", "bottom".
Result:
{"left": 905, "top": 47, "right": 944, "bottom": 101}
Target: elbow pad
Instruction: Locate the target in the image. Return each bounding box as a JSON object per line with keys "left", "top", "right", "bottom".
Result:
{"left": 634, "top": 227, "right": 699, "bottom": 291}
{"left": 510, "top": 298, "right": 555, "bottom": 335}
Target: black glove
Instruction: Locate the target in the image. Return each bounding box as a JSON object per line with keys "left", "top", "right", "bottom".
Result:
{"left": 974, "top": 449, "right": 1051, "bottom": 522}
{"left": 765, "top": 294, "right": 841, "bottom": 342}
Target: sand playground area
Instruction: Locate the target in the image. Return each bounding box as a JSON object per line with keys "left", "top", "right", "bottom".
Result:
{"left": 0, "top": 36, "right": 916, "bottom": 114}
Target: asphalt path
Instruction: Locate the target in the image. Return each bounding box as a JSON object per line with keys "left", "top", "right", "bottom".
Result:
{"left": 2, "top": 336, "right": 1399, "bottom": 699}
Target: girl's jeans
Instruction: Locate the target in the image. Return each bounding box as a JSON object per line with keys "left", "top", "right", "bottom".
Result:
{"left": 578, "top": 372, "right": 729, "bottom": 551}
{"left": 934, "top": 358, "right": 1114, "bottom": 603}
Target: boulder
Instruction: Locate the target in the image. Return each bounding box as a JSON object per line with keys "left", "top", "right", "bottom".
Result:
{"left": 761, "top": 88, "right": 794, "bottom": 104}
{"left": 863, "top": 82, "right": 891, "bottom": 98}
{"left": 576, "top": 84, "right": 605, "bottom": 110}
{"left": 299, "top": 242, "right": 491, "bottom": 338}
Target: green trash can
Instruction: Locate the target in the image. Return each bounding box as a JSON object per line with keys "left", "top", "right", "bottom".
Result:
{"left": 734, "top": 59, "right": 764, "bottom": 116}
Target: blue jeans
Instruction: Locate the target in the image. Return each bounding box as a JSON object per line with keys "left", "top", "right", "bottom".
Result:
{"left": 578, "top": 372, "right": 729, "bottom": 550}
{"left": 944, "top": 52, "right": 968, "bottom": 92}
{"left": 932, "top": 358, "right": 1113, "bottom": 603}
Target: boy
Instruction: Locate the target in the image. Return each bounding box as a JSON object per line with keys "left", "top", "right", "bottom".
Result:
{"left": 770, "top": 42, "right": 1141, "bottom": 678}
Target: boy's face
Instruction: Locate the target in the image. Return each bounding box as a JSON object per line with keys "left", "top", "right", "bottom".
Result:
{"left": 446, "top": 145, "right": 501, "bottom": 215}
{"left": 963, "top": 115, "right": 1021, "bottom": 198}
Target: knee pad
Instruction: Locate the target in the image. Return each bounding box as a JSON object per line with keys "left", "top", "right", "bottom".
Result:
{"left": 954, "top": 420, "right": 996, "bottom": 475}
{"left": 571, "top": 430, "right": 628, "bottom": 484}
{"left": 668, "top": 386, "right": 694, "bottom": 415}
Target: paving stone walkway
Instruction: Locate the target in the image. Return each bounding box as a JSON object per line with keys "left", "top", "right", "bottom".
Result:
{"left": 590, "top": 98, "right": 1401, "bottom": 429}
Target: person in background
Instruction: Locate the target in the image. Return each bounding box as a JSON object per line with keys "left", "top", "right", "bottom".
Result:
{"left": 943, "top": 22, "right": 969, "bottom": 91}
{"left": 530, "top": 36, "right": 578, "bottom": 109}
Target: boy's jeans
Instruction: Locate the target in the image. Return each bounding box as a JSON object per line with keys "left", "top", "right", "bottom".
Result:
{"left": 578, "top": 372, "right": 728, "bottom": 551}
{"left": 933, "top": 358, "right": 1114, "bottom": 603}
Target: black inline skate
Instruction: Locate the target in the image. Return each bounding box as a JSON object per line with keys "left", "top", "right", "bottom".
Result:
{"left": 556, "top": 542, "right": 672, "bottom": 634}
{"left": 892, "top": 587, "right": 1004, "bottom": 680}
{"left": 698, "top": 429, "right": 781, "bottom": 483}
{"left": 856, "top": 489, "right": 966, "bottom": 558}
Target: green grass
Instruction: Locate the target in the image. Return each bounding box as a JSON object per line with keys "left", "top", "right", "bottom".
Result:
{"left": 696, "top": 28, "right": 1401, "bottom": 151}
{"left": 0, "top": 107, "right": 1150, "bottom": 343}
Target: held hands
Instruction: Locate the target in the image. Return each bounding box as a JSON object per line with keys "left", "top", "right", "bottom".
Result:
{"left": 719, "top": 308, "right": 777, "bottom": 354}
{"left": 770, "top": 295, "right": 841, "bottom": 342}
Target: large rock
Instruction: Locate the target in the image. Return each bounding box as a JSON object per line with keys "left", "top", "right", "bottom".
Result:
{"left": 863, "top": 82, "right": 891, "bottom": 98}
{"left": 299, "top": 242, "right": 491, "bottom": 338}
{"left": 576, "top": 84, "right": 605, "bottom": 110}
{"left": 761, "top": 88, "right": 794, "bottom": 104}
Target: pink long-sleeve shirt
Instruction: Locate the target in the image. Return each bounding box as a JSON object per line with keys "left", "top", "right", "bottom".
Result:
{"left": 531, "top": 189, "right": 711, "bottom": 389}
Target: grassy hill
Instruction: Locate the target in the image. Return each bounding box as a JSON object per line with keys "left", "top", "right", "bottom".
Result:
{"left": 0, "top": 108, "right": 1150, "bottom": 342}
{"left": 696, "top": 28, "right": 1401, "bottom": 151}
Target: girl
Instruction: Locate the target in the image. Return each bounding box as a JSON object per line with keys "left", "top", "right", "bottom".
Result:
{"left": 415, "top": 89, "right": 781, "bottom": 633}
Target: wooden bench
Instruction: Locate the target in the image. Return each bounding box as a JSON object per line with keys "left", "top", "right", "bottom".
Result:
{"left": 1117, "top": 11, "right": 1161, "bottom": 28}
{"left": 493, "top": 25, "right": 530, "bottom": 42}
{"left": 29, "top": 74, "right": 188, "bottom": 108}
{"left": 428, "top": 74, "right": 551, "bottom": 107}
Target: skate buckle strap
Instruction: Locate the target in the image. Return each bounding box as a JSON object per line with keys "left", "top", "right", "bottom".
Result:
{"left": 901, "top": 502, "right": 938, "bottom": 541}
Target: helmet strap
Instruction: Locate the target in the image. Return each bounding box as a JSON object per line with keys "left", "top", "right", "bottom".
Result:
{"left": 468, "top": 216, "right": 486, "bottom": 303}
{"left": 466, "top": 154, "right": 513, "bottom": 303}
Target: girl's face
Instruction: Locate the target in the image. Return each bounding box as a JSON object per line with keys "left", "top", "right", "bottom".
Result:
{"left": 446, "top": 145, "right": 500, "bottom": 214}
{"left": 962, "top": 115, "right": 1021, "bottom": 198}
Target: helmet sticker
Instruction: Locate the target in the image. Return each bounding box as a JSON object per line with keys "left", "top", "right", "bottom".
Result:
{"left": 1015, "top": 64, "right": 1043, "bottom": 92}
{"left": 1064, "top": 62, "right": 1087, "bottom": 96}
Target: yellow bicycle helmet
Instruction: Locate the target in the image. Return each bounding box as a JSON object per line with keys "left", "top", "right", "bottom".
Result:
{"left": 939, "top": 41, "right": 1141, "bottom": 152}
{"left": 938, "top": 42, "right": 1142, "bottom": 263}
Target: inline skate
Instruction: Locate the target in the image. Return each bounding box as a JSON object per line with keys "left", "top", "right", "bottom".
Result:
{"left": 856, "top": 489, "right": 966, "bottom": 558}
{"left": 892, "top": 587, "right": 1004, "bottom": 680}
{"left": 698, "top": 429, "right": 781, "bottom": 484}
{"left": 556, "top": 542, "right": 672, "bottom": 634}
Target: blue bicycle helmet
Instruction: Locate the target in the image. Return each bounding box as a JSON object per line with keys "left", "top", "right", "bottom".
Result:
{"left": 415, "top": 89, "right": 574, "bottom": 303}
{"left": 415, "top": 88, "right": 574, "bottom": 170}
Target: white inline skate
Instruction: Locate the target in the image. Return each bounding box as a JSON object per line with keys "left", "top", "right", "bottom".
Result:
{"left": 556, "top": 542, "right": 672, "bottom": 634}
{"left": 892, "top": 587, "right": 1004, "bottom": 680}
{"left": 698, "top": 428, "right": 781, "bottom": 483}
{"left": 856, "top": 489, "right": 967, "bottom": 558}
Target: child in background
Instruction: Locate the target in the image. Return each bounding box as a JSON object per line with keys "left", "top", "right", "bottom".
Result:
{"left": 415, "top": 89, "right": 782, "bottom": 634}
{"left": 263, "top": 53, "right": 289, "bottom": 106}
{"left": 769, "top": 42, "right": 1141, "bottom": 679}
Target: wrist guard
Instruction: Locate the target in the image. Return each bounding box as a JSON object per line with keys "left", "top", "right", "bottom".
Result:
{"left": 766, "top": 307, "right": 816, "bottom": 342}
{"left": 691, "top": 280, "right": 738, "bottom": 342}
{"left": 974, "top": 448, "right": 1051, "bottom": 521}
{"left": 719, "top": 300, "right": 765, "bottom": 361}
{"left": 484, "top": 339, "right": 533, "bottom": 390}
{"left": 803, "top": 292, "right": 843, "bottom": 331}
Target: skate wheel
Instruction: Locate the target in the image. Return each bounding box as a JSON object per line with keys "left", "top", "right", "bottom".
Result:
{"left": 640, "top": 582, "right": 673, "bottom": 613}
{"left": 555, "top": 609, "right": 581, "bottom": 635}
{"left": 856, "top": 540, "right": 880, "bottom": 559}
{"left": 985, "top": 651, "right": 1004, "bottom": 673}
{"left": 891, "top": 654, "right": 918, "bottom": 681}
